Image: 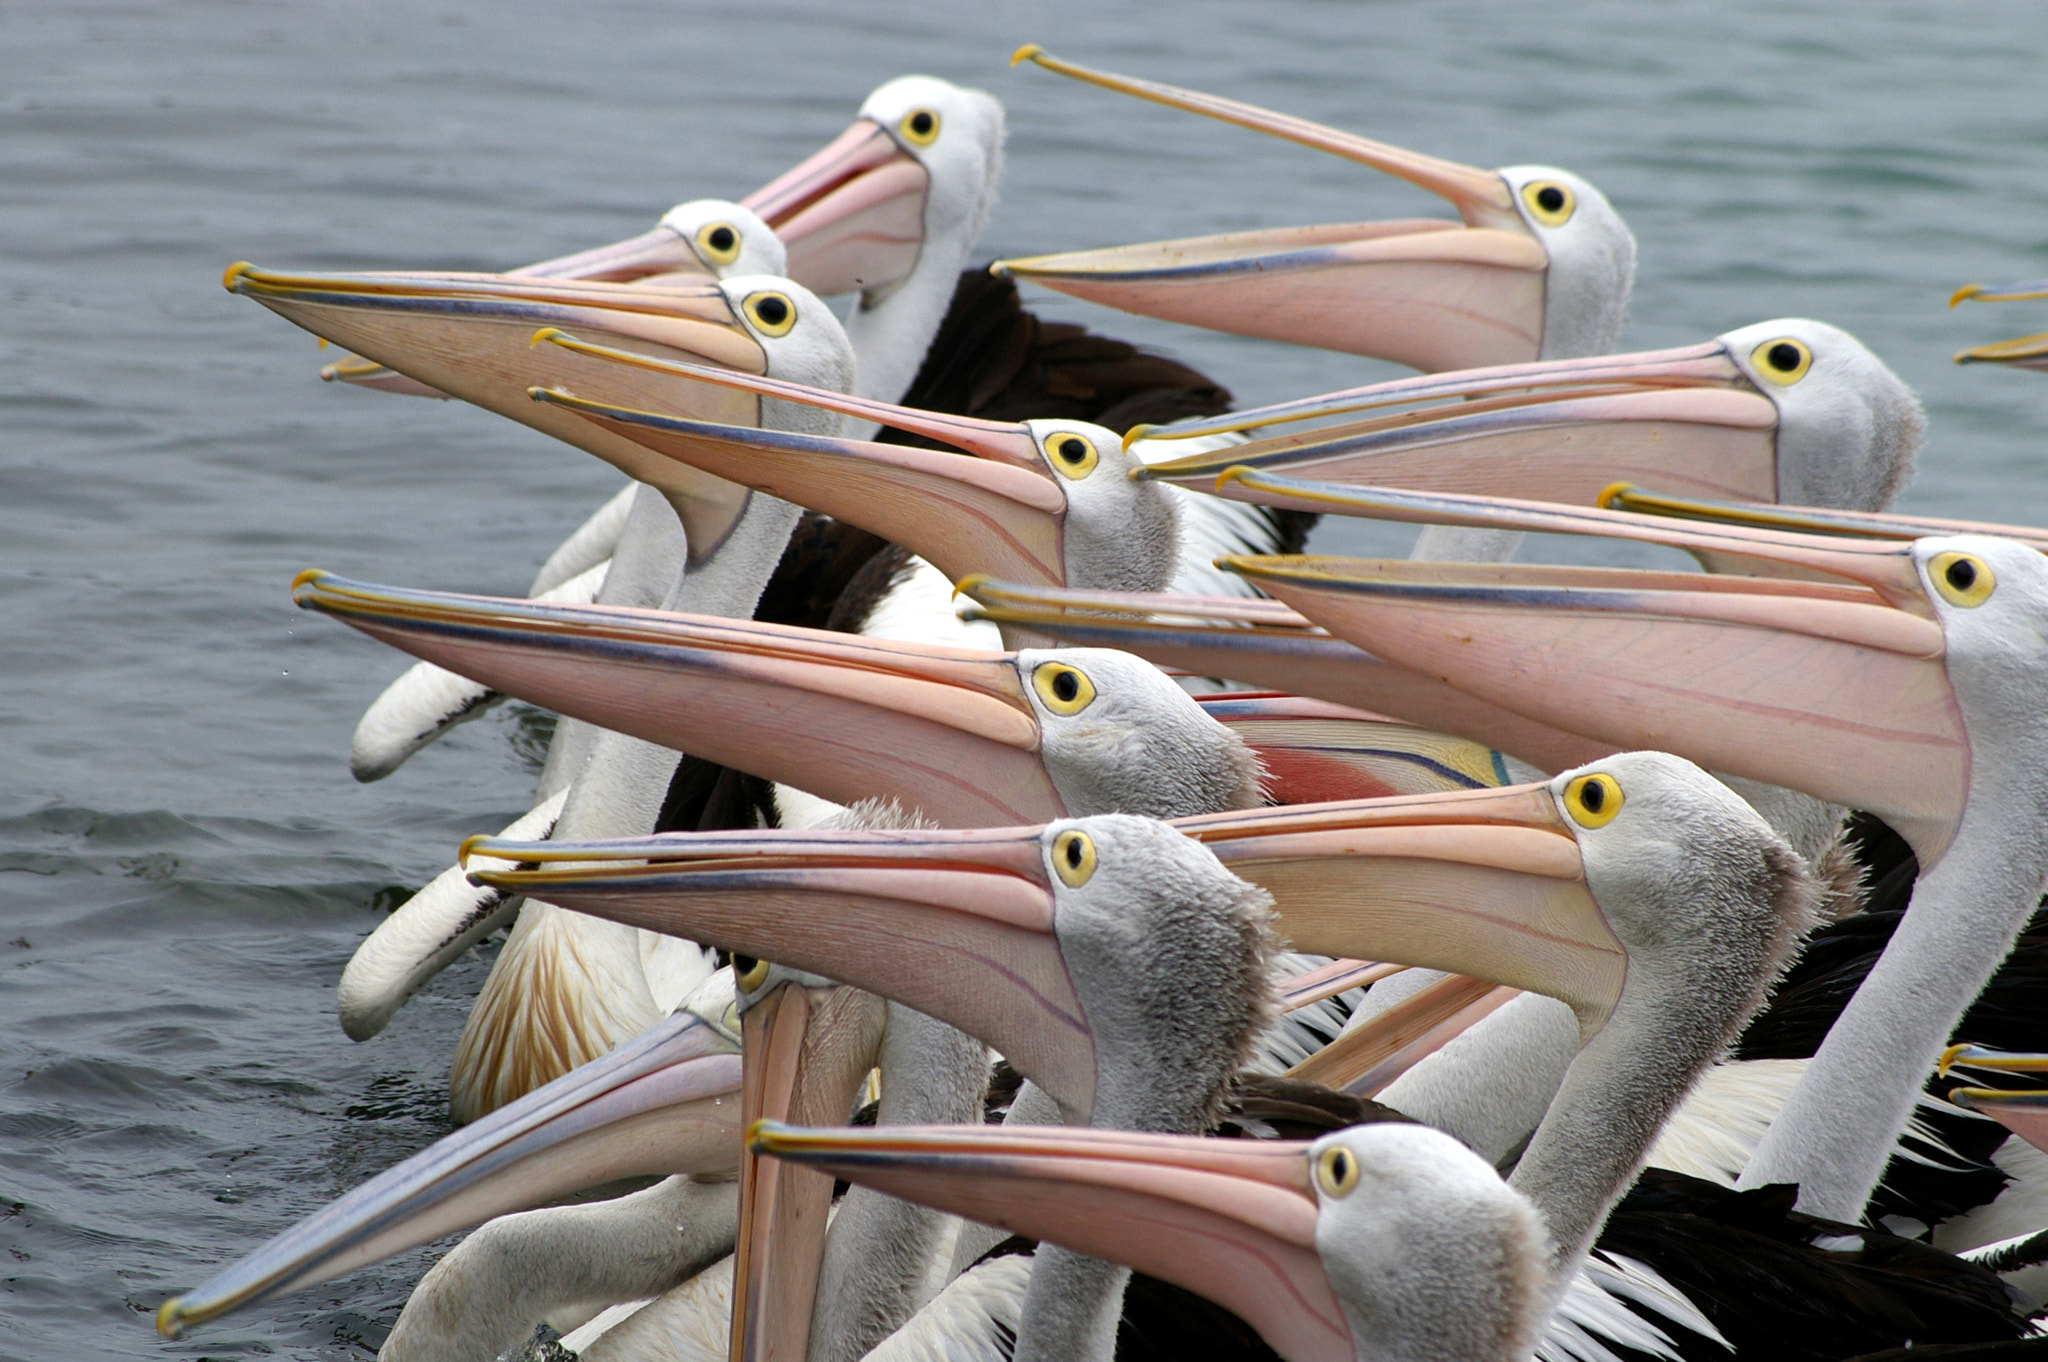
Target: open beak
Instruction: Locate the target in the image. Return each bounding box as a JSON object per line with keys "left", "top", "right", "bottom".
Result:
{"left": 958, "top": 578, "right": 1616, "bottom": 776}
{"left": 291, "top": 570, "right": 1064, "bottom": 827}
{"left": 996, "top": 47, "right": 1545, "bottom": 371}
{"left": 731, "top": 979, "right": 887, "bottom": 1362}
{"left": 222, "top": 264, "right": 772, "bottom": 551}
{"left": 525, "top": 329, "right": 1075, "bottom": 585}
{"left": 155, "top": 1009, "right": 742, "bottom": 1339}
{"left": 750, "top": 1120, "right": 1351, "bottom": 1362}
{"left": 465, "top": 825, "right": 1105, "bottom": 1122}
{"left": 1208, "top": 490, "right": 1966, "bottom": 863}
{"left": 1131, "top": 343, "right": 1786, "bottom": 508}
{"left": 1941, "top": 1045, "right": 2048, "bottom": 1158}
{"left": 1172, "top": 784, "right": 1623, "bottom": 1038}
{"left": 741, "top": 117, "right": 930, "bottom": 299}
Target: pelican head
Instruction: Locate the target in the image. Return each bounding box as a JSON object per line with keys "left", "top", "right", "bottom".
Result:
{"left": 994, "top": 48, "right": 1634, "bottom": 366}
{"left": 1136, "top": 317, "right": 1921, "bottom": 517}
{"left": 522, "top": 333, "right": 1179, "bottom": 592}
{"left": 748, "top": 1117, "right": 1548, "bottom": 1362}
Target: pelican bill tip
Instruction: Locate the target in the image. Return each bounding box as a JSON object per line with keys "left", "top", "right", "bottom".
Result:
{"left": 1120, "top": 423, "right": 1153, "bottom": 453}
{"left": 289, "top": 567, "right": 329, "bottom": 601}
{"left": 1010, "top": 43, "right": 1047, "bottom": 68}
{"left": 155, "top": 1296, "right": 189, "bottom": 1339}
{"left": 1949, "top": 284, "right": 1984, "bottom": 309}
{"left": 1938, "top": 1041, "right": 1969, "bottom": 1076}
{"left": 221, "top": 260, "right": 255, "bottom": 292}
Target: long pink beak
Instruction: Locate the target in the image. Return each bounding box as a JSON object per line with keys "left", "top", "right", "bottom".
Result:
{"left": 1213, "top": 499, "right": 1968, "bottom": 862}
{"left": 996, "top": 47, "right": 1547, "bottom": 371}
{"left": 748, "top": 1120, "right": 1342, "bottom": 1362}
{"left": 741, "top": 118, "right": 929, "bottom": 298}
{"left": 222, "top": 263, "right": 770, "bottom": 545}
{"left": 155, "top": 1009, "right": 741, "bottom": 1337}
{"left": 959, "top": 578, "right": 1616, "bottom": 776}
{"left": 464, "top": 825, "right": 1106, "bottom": 1122}
{"left": 291, "top": 570, "right": 1063, "bottom": 827}
{"left": 1133, "top": 342, "right": 1785, "bottom": 508}
{"left": 523, "top": 329, "right": 1080, "bottom": 585}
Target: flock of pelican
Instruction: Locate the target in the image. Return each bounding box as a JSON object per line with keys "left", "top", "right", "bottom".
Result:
{"left": 154, "top": 46, "right": 2048, "bottom": 1362}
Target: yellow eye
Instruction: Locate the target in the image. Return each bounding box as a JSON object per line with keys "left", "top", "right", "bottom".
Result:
{"left": 1051, "top": 829, "right": 1097, "bottom": 888}
{"left": 1315, "top": 1144, "right": 1360, "bottom": 1198}
{"left": 1929, "top": 551, "right": 1995, "bottom": 608}
{"left": 694, "top": 221, "right": 743, "bottom": 268}
{"left": 1749, "top": 337, "right": 1813, "bottom": 386}
{"left": 898, "top": 108, "right": 941, "bottom": 147}
{"left": 1563, "top": 773, "right": 1624, "bottom": 829}
{"left": 742, "top": 290, "right": 796, "bottom": 337}
{"left": 1040, "top": 430, "right": 1100, "bottom": 481}
{"left": 1032, "top": 661, "right": 1096, "bottom": 715}
{"left": 733, "top": 953, "right": 772, "bottom": 992}
{"left": 1520, "top": 180, "right": 1575, "bottom": 228}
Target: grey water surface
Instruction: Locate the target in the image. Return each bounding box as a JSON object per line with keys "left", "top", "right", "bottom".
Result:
{"left": 3, "top": 2, "right": 2045, "bottom": 1357}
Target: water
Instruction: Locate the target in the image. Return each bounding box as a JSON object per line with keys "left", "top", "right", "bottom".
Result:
{"left": 3, "top": 2, "right": 2045, "bottom": 1356}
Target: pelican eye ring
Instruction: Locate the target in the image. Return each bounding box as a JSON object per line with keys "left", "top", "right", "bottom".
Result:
{"left": 733, "top": 954, "right": 772, "bottom": 992}
{"left": 743, "top": 290, "right": 795, "bottom": 337}
{"left": 1315, "top": 1144, "right": 1360, "bottom": 1198}
{"left": 695, "top": 221, "right": 742, "bottom": 267}
{"left": 1032, "top": 661, "right": 1097, "bottom": 715}
{"left": 899, "top": 108, "right": 941, "bottom": 147}
{"left": 1520, "top": 179, "right": 1576, "bottom": 228}
{"left": 1563, "top": 772, "right": 1624, "bottom": 829}
{"left": 1748, "top": 337, "right": 1813, "bottom": 386}
{"left": 1930, "top": 551, "right": 1995, "bottom": 608}
{"left": 1052, "top": 829, "right": 1097, "bottom": 888}
{"left": 1042, "top": 431, "right": 1100, "bottom": 480}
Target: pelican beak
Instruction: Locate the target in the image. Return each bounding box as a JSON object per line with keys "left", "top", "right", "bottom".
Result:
{"left": 291, "top": 570, "right": 1065, "bottom": 827}
{"left": 317, "top": 352, "right": 451, "bottom": 397}
{"left": 749, "top": 1119, "right": 1354, "bottom": 1362}
{"left": 524, "top": 329, "right": 1073, "bottom": 585}
{"left": 1217, "top": 511, "right": 1966, "bottom": 863}
{"left": 465, "top": 825, "right": 1104, "bottom": 1121}
{"left": 742, "top": 118, "right": 929, "bottom": 299}
{"left": 996, "top": 47, "right": 1544, "bottom": 370}
{"left": 1954, "top": 332, "right": 2048, "bottom": 372}
{"left": 1171, "top": 784, "right": 1623, "bottom": 1038}
{"left": 154, "top": 1009, "right": 742, "bottom": 1339}
{"left": 222, "top": 262, "right": 767, "bottom": 550}
{"left": 1131, "top": 343, "right": 1785, "bottom": 508}
{"left": 957, "top": 578, "right": 1615, "bottom": 775}
{"left": 1599, "top": 485, "right": 2048, "bottom": 557}
{"left": 1951, "top": 279, "right": 2048, "bottom": 306}
{"left": 1941, "top": 1045, "right": 2048, "bottom": 1158}
{"left": 732, "top": 979, "right": 887, "bottom": 1362}
{"left": 1286, "top": 972, "right": 1518, "bottom": 1097}
{"left": 1193, "top": 691, "right": 1518, "bottom": 802}
{"left": 516, "top": 222, "right": 708, "bottom": 286}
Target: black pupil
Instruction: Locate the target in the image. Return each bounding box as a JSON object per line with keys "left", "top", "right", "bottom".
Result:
{"left": 1052, "top": 669, "right": 1079, "bottom": 702}
{"left": 708, "top": 226, "right": 735, "bottom": 251}
{"left": 755, "top": 296, "right": 788, "bottom": 326}
{"left": 1056, "top": 437, "right": 1087, "bottom": 464}
{"left": 1065, "top": 838, "right": 1083, "bottom": 868}
{"left": 1536, "top": 185, "right": 1565, "bottom": 212}
{"left": 732, "top": 953, "right": 759, "bottom": 979}
{"left": 1581, "top": 780, "right": 1605, "bottom": 813}
{"left": 1947, "top": 558, "right": 1977, "bottom": 591}
{"left": 910, "top": 112, "right": 933, "bottom": 136}
{"left": 1767, "top": 342, "right": 1802, "bottom": 372}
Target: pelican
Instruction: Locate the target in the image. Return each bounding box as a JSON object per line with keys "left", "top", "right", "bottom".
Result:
{"left": 313, "top": 276, "right": 859, "bottom": 1123}
{"left": 1200, "top": 480, "right": 2048, "bottom": 1228}
{"left": 467, "top": 749, "right": 1816, "bottom": 1360}
{"left": 997, "top": 47, "right": 1635, "bottom": 370}
{"left": 1951, "top": 276, "right": 2048, "bottom": 372}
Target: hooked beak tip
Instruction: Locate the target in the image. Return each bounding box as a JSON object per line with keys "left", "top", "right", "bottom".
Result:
{"left": 1594, "top": 481, "right": 1636, "bottom": 511}
{"left": 1120, "top": 424, "right": 1153, "bottom": 453}
{"left": 1010, "top": 43, "right": 1047, "bottom": 68}
{"left": 1938, "top": 1042, "right": 1967, "bottom": 1077}
{"left": 456, "top": 834, "right": 490, "bottom": 870}
{"left": 1214, "top": 464, "right": 1257, "bottom": 493}
{"left": 289, "top": 567, "right": 327, "bottom": 597}
{"left": 987, "top": 259, "right": 1014, "bottom": 278}
{"left": 530, "top": 326, "right": 566, "bottom": 348}
{"left": 155, "top": 1298, "right": 188, "bottom": 1340}
{"left": 1950, "top": 284, "right": 1985, "bottom": 310}
{"left": 222, "top": 260, "right": 254, "bottom": 292}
